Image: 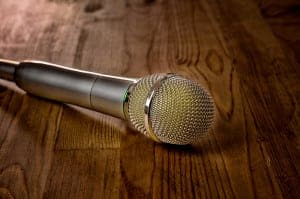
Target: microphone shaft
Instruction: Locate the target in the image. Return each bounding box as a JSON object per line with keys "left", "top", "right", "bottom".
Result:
{"left": 0, "top": 59, "right": 137, "bottom": 119}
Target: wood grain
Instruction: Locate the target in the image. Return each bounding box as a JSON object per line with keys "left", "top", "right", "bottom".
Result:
{"left": 0, "top": 0, "right": 299, "bottom": 198}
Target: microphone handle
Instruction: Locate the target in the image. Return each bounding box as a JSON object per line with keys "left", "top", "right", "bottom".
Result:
{"left": 0, "top": 59, "right": 137, "bottom": 119}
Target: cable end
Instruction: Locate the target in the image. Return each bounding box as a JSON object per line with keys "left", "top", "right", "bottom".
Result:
{"left": 0, "top": 59, "right": 19, "bottom": 81}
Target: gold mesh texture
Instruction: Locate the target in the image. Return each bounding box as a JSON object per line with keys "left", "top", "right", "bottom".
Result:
{"left": 128, "top": 74, "right": 165, "bottom": 137}
{"left": 128, "top": 74, "right": 214, "bottom": 145}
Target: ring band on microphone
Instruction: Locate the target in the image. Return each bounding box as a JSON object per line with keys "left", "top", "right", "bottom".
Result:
{"left": 144, "top": 74, "right": 176, "bottom": 142}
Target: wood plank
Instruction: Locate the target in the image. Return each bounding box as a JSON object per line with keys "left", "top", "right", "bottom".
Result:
{"left": 0, "top": 0, "right": 121, "bottom": 198}
{"left": 0, "top": 0, "right": 299, "bottom": 198}
{"left": 119, "top": 0, "right": 300, "bottom": 198}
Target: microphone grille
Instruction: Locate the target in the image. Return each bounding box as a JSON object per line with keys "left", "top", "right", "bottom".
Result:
{"left": 128, "top": 74, "right": 214, "bottom": 145}
{"left": 128, "top": 74, "right": 165, "bottom": 134}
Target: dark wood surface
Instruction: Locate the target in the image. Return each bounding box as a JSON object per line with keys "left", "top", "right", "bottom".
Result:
{"left": 0, "top": 0, "right": 299, "bottom": 198}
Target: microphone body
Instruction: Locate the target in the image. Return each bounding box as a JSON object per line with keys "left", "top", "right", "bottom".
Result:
{"left": 0, "top": 59, "right": 215, "bottom": 145}
{"left": 1, "top": 60, "right": 136, "bottom": 119}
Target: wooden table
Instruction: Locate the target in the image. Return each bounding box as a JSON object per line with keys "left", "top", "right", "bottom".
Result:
{"left": 0, "top": 0, "right": 299, "bottom": 198}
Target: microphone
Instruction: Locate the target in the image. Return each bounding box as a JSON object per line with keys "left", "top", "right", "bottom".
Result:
{"left": 0, "top": 59, "right": 214, "bottom": 145}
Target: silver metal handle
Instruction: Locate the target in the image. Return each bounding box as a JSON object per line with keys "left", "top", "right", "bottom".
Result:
{"left": 1, "top": 60, "right": 136, "bottom": 119}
